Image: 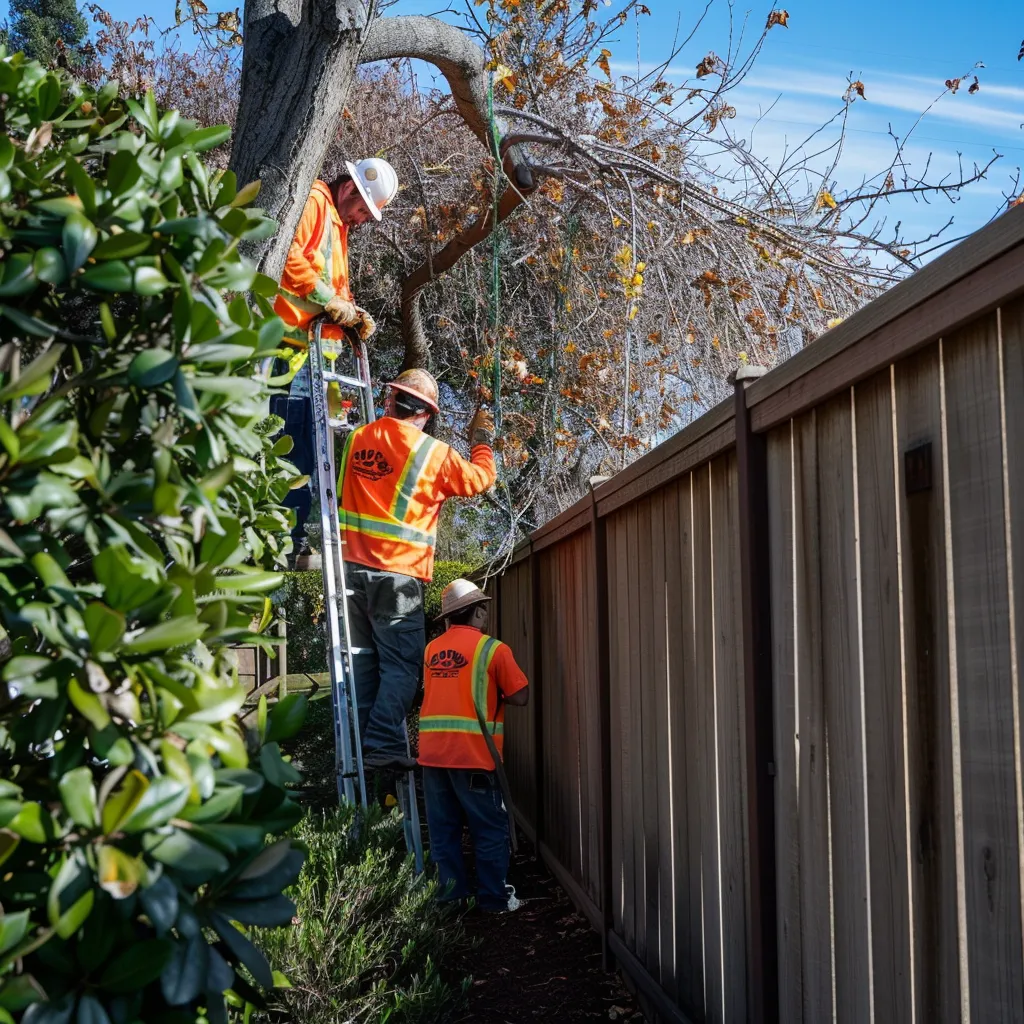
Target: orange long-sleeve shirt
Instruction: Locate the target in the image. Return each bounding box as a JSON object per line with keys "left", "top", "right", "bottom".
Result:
{"left": 274, "top": 180, "right": 353, "bottom": 348}
{"left": 339, "top": 417, "right": 496, "bottom": 582}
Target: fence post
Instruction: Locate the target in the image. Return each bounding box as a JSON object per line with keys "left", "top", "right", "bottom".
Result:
{"left": 589, "top": 478, "right": 614, "bottom": 970}
{"left": 734, "top": 365, "right": 779, "bottom": 1024}
{"left": 530, "top": 539, "right": 545, "bottom": 850}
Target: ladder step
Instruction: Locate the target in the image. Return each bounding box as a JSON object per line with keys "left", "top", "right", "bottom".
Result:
{"left": 323, "top": 371, "right": 369, "bottom": 389}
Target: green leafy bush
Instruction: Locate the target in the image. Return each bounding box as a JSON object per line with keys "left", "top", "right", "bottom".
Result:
{"left": 0, "top": 50, "right": 312, "bottom": 1023}
{"left": 255, "top": 804, "right": 468, "bottom": 1024}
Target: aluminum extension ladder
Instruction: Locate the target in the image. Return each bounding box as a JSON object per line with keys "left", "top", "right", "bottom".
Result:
{"left": 305, "top": 319, "right": 424, "bottom": 872}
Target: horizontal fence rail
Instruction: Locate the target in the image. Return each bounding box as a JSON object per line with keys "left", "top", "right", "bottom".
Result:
{"left": 497, "top": 204, "right": 1024, "bottom": 1022}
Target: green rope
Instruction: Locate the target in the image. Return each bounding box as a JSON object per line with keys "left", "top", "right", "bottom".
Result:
{"left": 486, "top": 73, "right": 502, "bottom": 436}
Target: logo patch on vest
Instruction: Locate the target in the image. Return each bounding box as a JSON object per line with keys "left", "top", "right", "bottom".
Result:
{"left": 427, "top": 649, "right": 469, "bottom": 679}
{"left": 351, "top": 448, "right": 394, "bottom": 481}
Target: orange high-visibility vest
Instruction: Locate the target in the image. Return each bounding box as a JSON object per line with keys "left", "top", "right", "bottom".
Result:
{"left": 339, "top": 417, "right": 496, "bottom": 582}
{"left": 418, "top": 625, "right": 528, "bottom": 771}
{"left": 274, "top": 180, "right": 353, "bottom": 350}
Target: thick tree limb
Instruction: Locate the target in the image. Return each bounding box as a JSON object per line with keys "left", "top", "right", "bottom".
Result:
{"left": 361, "top": 15, "right": 537, "bottom": 368}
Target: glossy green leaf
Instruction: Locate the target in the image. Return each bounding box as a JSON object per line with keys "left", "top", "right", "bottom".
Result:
{"left": 58, "top": 767, "right": 98, "bottom": 829}
{"left": 128, "top": 348, "right": 178, "bottom": 388}
{"left": 123, "top": 616, "right": 206, "bottom": 654}
{"left": 62, "top": 211, "right": 97, "bottom": 272}
{"left": 144, "top": 828, "right": 229, "bottom": 879}
{"left": 161, "top": 934, "right": 209, "bottom": 1006}
{"left": 266, "top": 693, "right": 308, "bottom": 744}
{"left": 184, "top": 124, "right": 232, "bottom": 152}
{"left": 133, "top": 266, "right": 170, "bottom": 296}
{"left": 33, "top": 247, "right": 67, "bottom": 285}
{"left": 92, "top": 231, "right": 151, "bottom": 260}
{"left": 138, "top": 876, "right": 179, "bottom": 937}
{"left": 98, "top": 939, "right": 174, "bottom": 993}
{"left": 101, "top": 769, "right": 149, "bottom": 834}
{"left": 0, "top": 831, "right": 20, "bottom": 869}
{"left": 81, "top": 260, "right": 133, "bottom": 292}
{"left": 68, "top": 678, "right": 111, "bottom": 731}
{"left": 106, "top": 150, "right": 143, "bottom": 196}
{"left": 216, "top": 570, "right": 283, "bottom": 593}
{"left": 209, "top": 912, "right": 273, "bottom": 989}
{"left": 0, "top": 911, "right": 30, "bottom": 956}
{"left": 75, "top": 995, "right": 111, "bottom": 1024}
{"left": 0, "top": 343, "right": 65, "bottom": 402}
{"left": 84, "top": 602, "right": 125, "bottom": 653}
{"left": 121, "top": 777, "right": 189, "bottom": 832}
{"left": 218, "top": 895, "right": 295, "bottom": 928}
{"left": 9, "top": 803, "right": 53, "bottom": 844}
{"left": 0, "top": 253, "right": 36, "bottom": 298}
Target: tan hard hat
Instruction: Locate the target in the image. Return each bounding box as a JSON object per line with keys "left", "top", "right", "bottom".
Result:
{"left": 438, "top": 578, "right": 491, "bottom": 619}
{"left": 389, "top": 368, "right": 439, "bottom": 413}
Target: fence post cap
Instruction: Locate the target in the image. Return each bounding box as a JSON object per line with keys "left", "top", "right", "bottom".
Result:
{"left": 736, "top": 363, "right": 768, "bottom": 382}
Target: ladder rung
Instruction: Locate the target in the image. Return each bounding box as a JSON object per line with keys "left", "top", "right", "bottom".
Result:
{"left": 323, "top": 371, "right": 369, "bottom": 389}
{"left": 328, "top": 418, "right": 354, "bottom": 431}
{"left": 346, "top": 647, "right": 374, "bottom": 656}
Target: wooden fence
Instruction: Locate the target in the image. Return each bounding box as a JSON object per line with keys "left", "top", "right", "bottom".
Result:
{"left": 494, "top": 205, "right": 1024, "bottom": 1023}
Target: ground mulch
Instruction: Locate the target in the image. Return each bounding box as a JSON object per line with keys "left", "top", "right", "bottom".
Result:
{"left": 445, "top": 833, "right": 643, "bottom": 1023}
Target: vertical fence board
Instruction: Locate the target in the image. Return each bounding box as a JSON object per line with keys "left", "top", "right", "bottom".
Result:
{"left": 626, "top": 503, "right": 648, "bottom": 963}
{"left": 855, "top": 370, "right": 915, "bottom": 1022}
{"left": 693, "top": 463, "right": 723, "bottom": 1023}
{"left": 584, "top": 527, "right": 604, "bottom": 906}
{"left": 650, "top": 488, "right": 677, "bottom": 998}
{"left": 1000, "top": 298, "right": 1024, "bottom": 1005}
{"left": 894, "top": 347, "right": 962, "bottom": 1023}
{"left": 793, "top": 410, "right": 835, "bottom": 1021}
{"left": 944, "top": 315, "right": 1024, "bottom": 1023}
{"left": 817, "top": 393, "right": 873, "bottom": 1023}
{"left": 618, "top": 510, "right": 638, "bottom": 948}
{"left": 711, "top": 453, "right": 749, "bottom": 1023}
{"left": 608, "top": 515, "right": 626, "bottom": 935}
{"left": 637, "top": 496, "right": 661, "bottom": 978}
{"left": 768, "top": 422, "right": 802, "bottom": 1021}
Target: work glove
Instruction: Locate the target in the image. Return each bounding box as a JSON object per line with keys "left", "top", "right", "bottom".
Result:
{"left": 354, "top": 307, "right": 377, "bottom": 341}
{"left": 468, "top": 408, "right": 495, "bottom": 446}
{"left": 324, "top": 295, "right": 359, "bottom": 325}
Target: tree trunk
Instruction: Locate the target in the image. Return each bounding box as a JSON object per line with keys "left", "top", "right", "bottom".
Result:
{"left": 230, "top": 0, "right": 368, "bottom": 283}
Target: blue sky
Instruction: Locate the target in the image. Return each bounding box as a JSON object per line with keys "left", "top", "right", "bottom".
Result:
{"left": 6, "top": 0, "right": 1021, "bottom": 255}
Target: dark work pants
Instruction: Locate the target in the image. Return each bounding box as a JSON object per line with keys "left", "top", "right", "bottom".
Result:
{"left": 345, "top": 563, "right": 425, "bottom": 759}
{"left": 422, "top": 766, "right": 510, "bottom": 911}
{"left": 270, "top": 359, "right": 314, "bottom": 550}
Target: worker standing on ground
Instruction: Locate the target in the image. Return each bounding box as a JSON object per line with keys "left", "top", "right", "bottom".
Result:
{"left": 271, "top": 158, "right": 400, "bottom": 562}
{"left": 418, "top": 579, "right": 529, "bottom": 913}
{"left": 339, "top": 372, "right": 496, "bottom": 769}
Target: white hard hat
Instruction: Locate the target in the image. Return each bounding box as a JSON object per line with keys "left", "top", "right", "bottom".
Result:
{"left": 345, "top": 157, "right": 399, "bottom": 222}
{"left": 438, "top": 578, "right": 491, "bottom": 620}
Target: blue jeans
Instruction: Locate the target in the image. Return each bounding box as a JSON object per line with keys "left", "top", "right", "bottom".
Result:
{"left": 422, "top": 766, "right": 510, "bottom": 911}
{"left": 270, "top": 359, "right": 314, "bottom": 550}
{"left": 346, "top": 564, "right": 425, "bottom": 759}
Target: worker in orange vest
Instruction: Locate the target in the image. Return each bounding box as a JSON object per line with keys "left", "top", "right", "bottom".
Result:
{"left": 271, "top": 158, "right": 399, "bottom": 560}
{"left": 339, "top": 369, "right": 497, "bottom": 769}
{"left": 418, "top": 578, "right": 530, "bottom": 912}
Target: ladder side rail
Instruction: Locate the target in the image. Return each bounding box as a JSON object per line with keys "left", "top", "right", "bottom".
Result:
{"left": 308, "top": 324, "right": 359, "bottom": 805}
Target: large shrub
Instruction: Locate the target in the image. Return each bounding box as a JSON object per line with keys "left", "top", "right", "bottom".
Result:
{"left": 255, "top": 804, "right": 467, "bottom": 1024}
{"left": 0, "top": 51, "right": 310, "bottom": 1023}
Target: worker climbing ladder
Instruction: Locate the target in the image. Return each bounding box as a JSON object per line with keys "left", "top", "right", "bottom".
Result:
{"left": 305, "top": 319, "right": 425, "bottom": 872}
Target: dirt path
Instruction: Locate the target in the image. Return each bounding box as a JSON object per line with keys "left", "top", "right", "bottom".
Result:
{"left": 446, "top": 834, "right": 643, "bottom": 1023}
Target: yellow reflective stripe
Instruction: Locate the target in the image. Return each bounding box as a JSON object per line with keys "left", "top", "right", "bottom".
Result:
{"left": 388, "top": 434, "right": 438, "bottom": 521}
{"left": 472, "top": 636, "right": 501, "bottom": 723}
{"left": 419, "top": 715, "right": 503, "bottom": 736}
{"left": 338, "top": 509, "right": 435, "bottom": 548}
